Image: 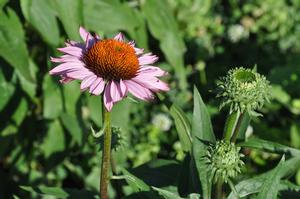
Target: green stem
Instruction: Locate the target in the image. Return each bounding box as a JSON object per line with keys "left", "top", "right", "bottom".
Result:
{"left": 100, "top": 106, "right": 112, "bottom": 199}
{"left": 215, "top": 180, "right": 223, "bottom": 199}
{"left": 230, "top": 112, "right": 244, "bottom": 143}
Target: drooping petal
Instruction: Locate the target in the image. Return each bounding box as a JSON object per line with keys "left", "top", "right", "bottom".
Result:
{"left": 124, "top": 80, "right": 154, "bottom": 101}
{"left": 49, "top": 62, "right": 85, "bottom": 75}
{"left": 138, "top": 53, "right": 158, "bottom": 65}
{"left": 138, "top": 66, "right": 168, "bottom": 77}
{"left": 50, "top": 55, "right": 81, "bottom": 63}
{"left": 104, "top": 82, "right": 113, "bottom": 111}
{"left": 119, "top": 79, "right": 128, "bottom": 96}
{"left": 114, "top": 33, "right": 124, "bottom": 42}
{"left": 59, "top": 75, "right": 74, "bottom": 84}
{"left": 80, "top": 75, "right": 97, "bottom": 91}
{"left": 92, "top": 79, "right": 105, "bottom": 95}
{"left": 89, "top": 77, "right": 105, "bottom": 95}
{"left": 64, "top": 69, "right": 94, "bottom": 80}
{"left": 132, "top": 74, "right": 169, "bottom": 92}
{"left": 110, "top": 80, "right": 125, "bottom": 103}
{"left": 58, "top": 46, "right": 84, "bottom": 57}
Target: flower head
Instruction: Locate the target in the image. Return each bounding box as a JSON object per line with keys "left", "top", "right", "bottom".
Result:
{"left": 217, "top": 67, "right": 271, "bottom": 116}
{"left": 206, "top": 140, "right": 244, "bottom": 183}
{"left": 50, "top": 27, "right": 169, "bottom": 111}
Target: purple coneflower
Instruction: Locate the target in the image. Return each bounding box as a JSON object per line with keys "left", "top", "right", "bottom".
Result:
{"left": 50, "top": 27, "right": 169, "bottom": 111}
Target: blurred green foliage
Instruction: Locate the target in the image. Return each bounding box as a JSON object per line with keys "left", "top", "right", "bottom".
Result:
{"left": 1, "top": 0, "right": 300, "bottom": 198}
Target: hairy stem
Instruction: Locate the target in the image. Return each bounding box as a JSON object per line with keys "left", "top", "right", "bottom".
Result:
{"left": 100, "top": 106, "right": 112, "bottom": 199}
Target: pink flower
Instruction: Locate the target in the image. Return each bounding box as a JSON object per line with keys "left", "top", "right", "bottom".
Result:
{"left": 50, "top": 27, "right": 169, "bottom": 111}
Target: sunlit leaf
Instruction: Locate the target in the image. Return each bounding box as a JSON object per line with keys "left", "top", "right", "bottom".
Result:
{"left": 60, "top": 113, "right": 82, "bottom": 146}
{"left": 43, "top": 75, "right": 63, "bottom": 119}
{"left": 21, "top": 0, "right": 60, "bottom": 46}
{"left": 40, "top": 120, "right": 65, "bottom": 158}
{"left": 20, "top": 186, "right": 96, "bottom": 199}
{"left": 170, "top": 104, "right": 192, "bottom": 152}
{"left": 53, "top": 0, "right": 82, "bottom": 40}
{"left": 0, "top": 8, "right": 34, "bottom": 82}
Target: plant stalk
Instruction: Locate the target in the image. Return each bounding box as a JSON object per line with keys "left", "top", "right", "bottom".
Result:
{"left": 230, "top": 112, "right": 244, "bottom": 143}
{"left": 100, "top": 106, "right": 112, "bottom": 199}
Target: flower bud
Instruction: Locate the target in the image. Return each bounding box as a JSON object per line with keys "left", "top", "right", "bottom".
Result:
{"left": 217, "top": 67, "right": 271, "bottom": 116}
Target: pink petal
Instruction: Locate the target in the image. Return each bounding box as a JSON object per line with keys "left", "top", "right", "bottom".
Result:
{"left": 124, "top": 80, "right": 154, "bottom": 101}
{"left": 58, "top": 46, "right": 84, "bottom": 57}
{"left": 80, "top": 75, "right": 97, "bottom": 91}
{"left": 50, "top": 55, "right": 81, "bottom": 63}
{"left": 119, "top": 79, "right": 128, "bottom": 96}
{"left": 79, "top": 26, "right": 90, "bottom": 42}
{"left": 132, "top": 75, "right": 169, "bottom": 92}
{"left": 65, "top": 69, "right": 93, "bottom": 80}
{"left": 138, "top": 53, "right": 158, "bottom": 65}
{"left": 104, "top": 82, "right": 113, "bottom": 111}
{"left": 49, "top": 62, "right": 85, "bottom": 75}
{"left": 92, "top": 79, "right": 105, "bottom": 95}
{"left": 114, "top": 33, "right": 124, "bottom": 42}
{"left": 129, "top": 41, "right": 144, "bottom": 55}
{"left": 59, "top": 76, "right": 74, "bottom": 84}
{"left": 110, "top": 81, "right": 122, "bottom": 103}
{"left": 138, "top": 66, "right": 168, "bottom": 77}
{"left": 89, "top": 78, "right": 101, "bottom": 93}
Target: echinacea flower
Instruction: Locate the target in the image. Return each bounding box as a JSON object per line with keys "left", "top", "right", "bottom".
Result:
{"left": 50, "top": 27, "right": 169, "bottom": 111}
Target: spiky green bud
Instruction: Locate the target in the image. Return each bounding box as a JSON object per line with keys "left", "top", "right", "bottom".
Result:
{"left": 217, "top": 67, "right": 271, "bottom": 116}
{"left": 206, "top": 140, "right": 244, "bottom": 183}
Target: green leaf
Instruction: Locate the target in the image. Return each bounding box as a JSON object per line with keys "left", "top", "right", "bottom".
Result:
{"left": 192, "top": 86, "right": 215, "bottom": 142}
{"left": 170, "top": 104, "right": 192, "bottom": 152}
{"left": 0, "top": 68, "right": 14, "bottom": 112}
{"left": 224, "top": 111, "right": 251, "bottom": 141}
{"left": 53, "top": 0, "right": 82, "bottom": 40}
{"left": 43, "top": 75, "right": 63, "bottom": 119}
{"left": 130, "top": 159, "right": 180, "bottom": 188}
{"left": 63, "top": 81, "right": 81, "bottom": 116}
{"left": 191, "top": 87, "right": 215, "bottom": 199}
{"left": 21, "top": 0, "right": 60, "bottom": 46}
{"left": 20, "top": 186, "right": 96, "bottom": 199}
{"left": 142, "top": 0, "right": 187, "bottom": 89}
{"left": 60, "top": 113, "right": 82, "bottom": 145}
{"left": 121, "top": 169, "right": 151, "bottom": 192}
{"left": 238, "top": 138, "right": 300, "bottom": 156}
{"left": 87, "top": 95, "right": 102, "bottom": 127}
{"left": 40, "top": 120, "right": 65, "bottom": 158}
{"left": 0, "top": 8, "right": 34, "bottom": 82}
{"left": 256, "top": 156, "right": 285, "bottom": 199}
{"left": 152, "top": 187, "right": 183, "bottom": 199}
{"left": 228, "top": 156, "right": 300, "bottom": 199}
{"left": 18, "top": 58, "right": 37, "bottom": 100}
{"left": 84, "top": 0, "right": 141, "bottom": 38}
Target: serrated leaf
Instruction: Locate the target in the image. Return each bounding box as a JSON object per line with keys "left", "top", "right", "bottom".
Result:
{"left": 0, "top": 8, "right": 34, "bottom": 82}
{"left": 20, "top": 186, "right": 96, "bottom": 199}
{"left": 43, "top": 75, "right": 63, "bottom": 119}
{"left": 21, "top": 0, "right": 60, "bottom": 46}
{"left": 170, "top": 104, "right": 192, "bottom": 152}
{"left": 40, "top": 120, "right": 65, "bottom": 158}
{"left": 238, "top": 138, "right": 300, "bottom": 156}
{"left": 53, "top": 0, "right": 82, "bottom": 40}
{"left": 60, "top": 113, "right": 82, "bottom": 145}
